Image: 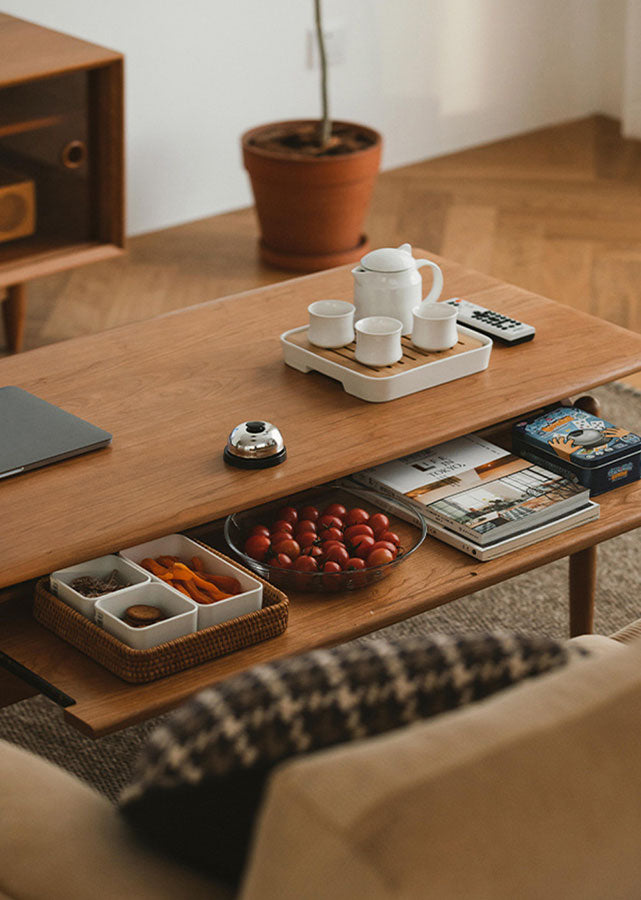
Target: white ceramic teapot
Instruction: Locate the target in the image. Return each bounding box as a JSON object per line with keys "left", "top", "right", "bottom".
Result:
{"left": 351, "top": 243, "right": 444, "bottom": 335}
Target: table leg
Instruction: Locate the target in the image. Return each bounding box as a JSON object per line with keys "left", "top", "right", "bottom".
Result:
{"left": 2, "top": 282, "right": 27, "bottom": 353}
{"left": 569, "top": 545, "right": 597, "bottom": 636}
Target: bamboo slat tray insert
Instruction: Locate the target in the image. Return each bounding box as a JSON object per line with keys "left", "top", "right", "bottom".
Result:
{"left": 281, "top": 325, "right": 493, "bottom": 402}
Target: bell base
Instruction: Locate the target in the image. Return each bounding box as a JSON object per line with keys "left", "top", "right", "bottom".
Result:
{"left": 223, "top": 446, "right": 288, "bottom": 469}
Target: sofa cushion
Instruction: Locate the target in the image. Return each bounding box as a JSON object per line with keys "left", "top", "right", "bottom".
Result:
{"left": 240, "top": 637, "right": 641, "bottom": 900}
{"left": 119, "top": 631, "right": 577, "bottom": 885}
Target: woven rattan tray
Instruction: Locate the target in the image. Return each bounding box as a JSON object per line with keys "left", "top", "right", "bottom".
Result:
{"left": 33, "top": 550, "right": 289, "bottom": 683}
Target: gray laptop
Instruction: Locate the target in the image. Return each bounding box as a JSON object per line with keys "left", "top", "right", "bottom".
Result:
{"left": 0, "top": 386, "right": 112, "bottom": 479}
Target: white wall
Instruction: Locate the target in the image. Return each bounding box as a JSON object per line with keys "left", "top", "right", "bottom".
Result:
{"left": 1, "top": 0, "right": 625, "bottom": 235}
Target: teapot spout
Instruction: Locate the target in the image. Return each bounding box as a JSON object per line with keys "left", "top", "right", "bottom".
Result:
{"left": 351, "top": 265, "right": 370, "bottom": 285}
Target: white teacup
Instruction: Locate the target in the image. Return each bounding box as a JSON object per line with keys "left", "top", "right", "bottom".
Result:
{"left": 411, "top": 302, "right": 458, "bottom": 352}
{"left": 308, "top": 300, "right": 355, "bottom": 348}
{"left": 355, "top": 316, "right": 403, "bottom": 367}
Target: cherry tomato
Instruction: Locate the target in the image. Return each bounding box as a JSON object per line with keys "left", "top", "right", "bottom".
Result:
{"left": 296, "top": 519, "right": 317, "bottom": 534}
{"left": 325, "top": 545, "right": 349, "bottom": 567}
{"left": 244, "top": 534, "right": 271, "bottom": 561}
{"left": 276, "top": 506, "right": 298, "bottom": 525}
{"left": 272, "top": 537, "right": 300, "bottom": 560}
{"left": 322, "top": 560, "right": 344, "bottom": 587}
{"left": 369, "top": 513, "right": 390, "bottom": 536}
{"left": 370, "top": 540, "right": 398, "bottom": 558}
{"left": 273, "top": 553, "right": 293, "bottom": 569}
{"left": 304, "top": 545, "right": 324, "bottom": 559}
{"left": 345, "top": 557, "right": 366, "bottom": 570}
{"left": 344, "top": 523, "right": 374, "bottom": 543}
{"left": 272, "top": 519, "right": 293, "bottom": 534}
{"left": 299, "top": 505, "right": 320, "bottom": 522}
{"left": 378, "top": 530, "right": 401, "bottom": 548}
{"left": 249, "top": 524, "right": 271, "bottom": 537}
{"left": 270, "top": 530, "right": 293, "bottom": 547}
{"left": 293, "top": 555, "right": 318, "bottom": 572}
{"left": 297, "top": 531, "right": 318, "bottom": 549}
{"left": 322, "top": 503, "right": 347, "bottom": 520}
{"left": 351, "top": 534, "right": 375, "bottom": 558}
{"left": 366, "top": 547, "right": 395, "bottom": 567}
{"left": 320, "top": 526, "right": 343, "bottom": 543}
{"left": 345, "top": 508, "right": 370, "bottom": 526}
{"left": 321, "top": 539, "right": 345, "bottom": 554}
{"left": 318, "top": 514, "right": 343, "bottom": 531}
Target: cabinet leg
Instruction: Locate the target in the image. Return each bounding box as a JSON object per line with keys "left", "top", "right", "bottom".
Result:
{"left": 2, "top": 282, "right": 27, "bottom": 353}
{"left": 569, "top": 545, "right": 597, "bottom": 636}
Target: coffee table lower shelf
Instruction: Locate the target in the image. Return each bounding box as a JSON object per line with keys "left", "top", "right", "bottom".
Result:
{"left": 3, "top": 481, "right": 639, "bottom": 738}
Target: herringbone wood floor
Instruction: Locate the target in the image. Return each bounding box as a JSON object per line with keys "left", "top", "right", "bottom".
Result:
{"left": 4, "top": 115, "right": 641, "bottom": 384}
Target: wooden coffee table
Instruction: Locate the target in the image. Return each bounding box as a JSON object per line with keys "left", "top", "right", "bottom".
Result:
{"left": 2, "top": 250, "right": 641, "bottom": 737}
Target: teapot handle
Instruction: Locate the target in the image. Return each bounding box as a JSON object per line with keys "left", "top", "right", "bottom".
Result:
{"left": 415, "top": 260, "right": 444, "bottom": 304}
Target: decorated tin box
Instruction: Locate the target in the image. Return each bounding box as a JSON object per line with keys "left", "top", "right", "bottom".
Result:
{"left": 512, "top": 407, "right": 641, "bottom": 495}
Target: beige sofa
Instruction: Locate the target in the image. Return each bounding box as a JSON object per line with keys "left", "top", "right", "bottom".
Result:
{"left": 2, "top": 623, "right": 641, "bottom": 900}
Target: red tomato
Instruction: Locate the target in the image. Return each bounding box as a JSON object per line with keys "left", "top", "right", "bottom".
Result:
{"left": 345, "top": 557, "right": 366, "bottom": 570}
{"left": 344, "top": 523, "right": 374, "bottom": 542}
{"left": 270, "top": 530, "right": 293, "bottom": 547}
{"left": 296, "top": 519, "right": 317, "bottom": 534}
{"left": 244, "top": 534, "right": 271, "bottom": 561}
{"left": 351, "top": 534, "right": 375, "bottom": 558}
{"left": 325, "top": 545, "right": 349, "bottom": 567}
{"left": 321, "top": 539, "right": 345, "bottom": 554}
{"left": 272, "top": 519, "right": 293, "bottom": 534}
{"left": 272, "top": 537, "right": 300, "bottom": 560}
{"left": 297, "top": 531, "right": 318, "bottom": 549}
{"left": 370, "top": 540, "right": 398, "bottom": 558}
{"left": 276, "top": 506, "right": 298, "bottom": 525}
{"left": 320, "top": 526, "right": 343, "bottom": 543}
{"left": 273, "top": 553, "right": 293, "bottom": 569}
{"left": 369, "top": 513, "right": 390, "bottom": 536}
{"left": 249, "top": 524, "right": 271, "bottom": 537}
{"left": 378, "top": 530, "right": 401, "bottom": 548}
{"left": 323, "top": 560, "right": 342, "bottom": 574}
{"left": 345, "top": 508, "right": 370, "bottom": 526}
{"left": 304, "top": 545, "right": 324, "bottom": 559}
{"left": 299, "top": 505, "right": 320, "bottom": 522}
{"left": 318, "top": 514, "right": 343, "bottom": 531}
{"left": 366, "top": 547, "right": 395, "bottom": 567}
{"left": 322, "top": 503, "right": 347, "bottom": 520}
{"left": 293, "top": 555, "right": 318, "bottom": 572}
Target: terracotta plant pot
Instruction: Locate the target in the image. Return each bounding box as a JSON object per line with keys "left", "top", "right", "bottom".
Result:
{"left": 242, "top": 119, "right": 382, "bottom": 272}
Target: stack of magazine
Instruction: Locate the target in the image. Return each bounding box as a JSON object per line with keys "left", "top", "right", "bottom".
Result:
{"left": 349, "top": 435, "right": 599, "bottom": 560}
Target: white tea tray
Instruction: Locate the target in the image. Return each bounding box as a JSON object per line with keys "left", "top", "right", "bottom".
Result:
{"left": 280, "top": 325, "right": 492, "bottom": 402}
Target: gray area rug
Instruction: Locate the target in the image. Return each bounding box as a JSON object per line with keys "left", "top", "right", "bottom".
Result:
{"left": 2, "top": 382, "right": 640, "bottom": 801}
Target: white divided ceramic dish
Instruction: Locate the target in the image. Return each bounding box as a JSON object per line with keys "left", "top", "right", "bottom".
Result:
{"left": 119, "top": 533, "right": 263, "bottom": 628}
{"left": 94, "top": 581, "right": 197, "bottom": 650}
{"left": 49, "top": 554, "right": 150, "bottom": 620}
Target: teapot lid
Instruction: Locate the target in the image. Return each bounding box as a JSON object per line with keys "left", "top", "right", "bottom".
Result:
{"left": 360, "top": 245, "right": 414, "bottom": 272}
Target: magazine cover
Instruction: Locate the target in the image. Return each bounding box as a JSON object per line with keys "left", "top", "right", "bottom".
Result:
{"left": 423, "top": 461, "right": 589, "bottom": 545}
{"left": 353, "top": 435, "right": 511, "bottom": 510}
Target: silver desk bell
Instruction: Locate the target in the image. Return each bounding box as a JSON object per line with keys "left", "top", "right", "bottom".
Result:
{"left": 223, "top": 420, "right": 287, "bottom": 469}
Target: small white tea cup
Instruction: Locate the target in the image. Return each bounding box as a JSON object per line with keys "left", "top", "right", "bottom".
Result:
{"left": 355, "top": 316, "right": 403, "bottom": 367}
{"left": 411, "top": 302, "right": 458, "bottom": 351}
{"left": 308, "top": 299, "right": 355, "bottom": 348}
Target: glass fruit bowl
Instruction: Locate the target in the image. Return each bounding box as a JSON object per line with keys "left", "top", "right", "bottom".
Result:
{"left": 223, "top": 482, "right": 426, "bottom": 593}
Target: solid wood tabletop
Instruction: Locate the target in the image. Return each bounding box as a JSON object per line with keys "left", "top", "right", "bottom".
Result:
{"left": 2, "top": 249, "right": 641, "bottom": 589}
